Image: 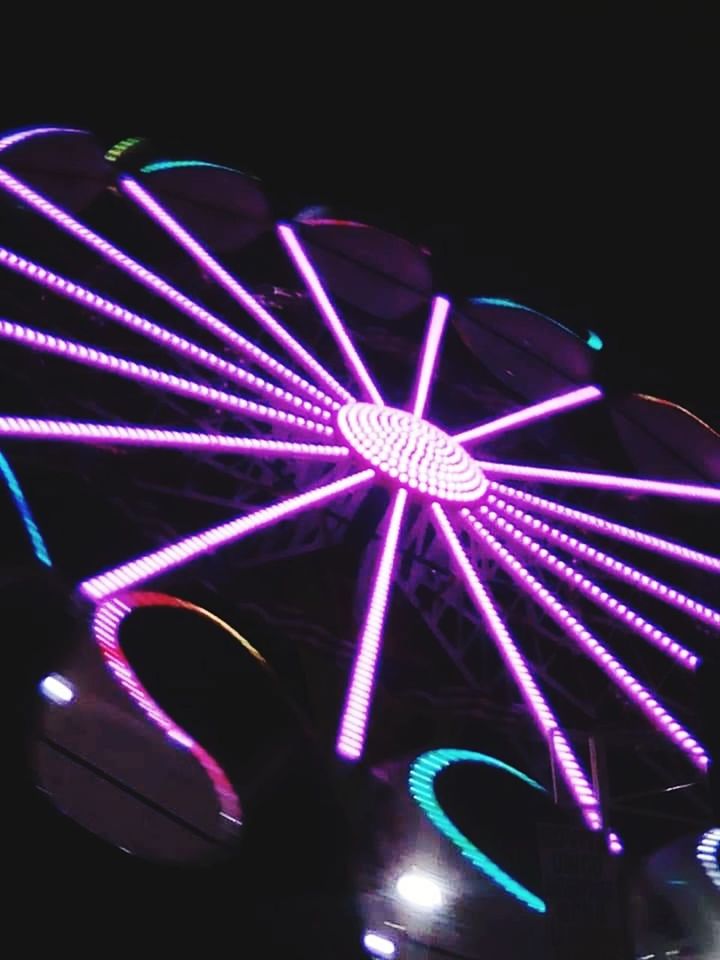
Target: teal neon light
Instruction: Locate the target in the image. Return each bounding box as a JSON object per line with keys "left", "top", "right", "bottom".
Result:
{"left": 141, "top": 160, "right": 239, "bottom": 175}
{"left": 409, "top": 749, "right": 546, "bottom": 913}
{"left": 0, "top": 452, "right": 51, "bottom": 566}
{"left": 471, "top": 298, "right": 603, "bottom": 352}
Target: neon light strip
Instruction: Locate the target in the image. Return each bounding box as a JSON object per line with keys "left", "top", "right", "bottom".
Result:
{"left": 277, "top": 224, "right": 384, "bottom": 406}
{"left": 336, "top": 488, "right": 408, "bottom": 760}
{"left": 431, "top": 504, "right": 603, "bottom": 831}
{"left": 0, "top": 167, "right": 338, "bottom": 411}
{"left": 0, "top": 247, "right": 330, "bottom": 421}
{"left": 105, "top": 137, "right": 142, "bottom": 163}
{"left": 410, "top": 297, "right": 451, "bottom": 419}
{"left": 92, "top": 591, "right": 266, "bottom": 825}
{"left": 141, "top": 160, "right": 240, "bottom": 174}
{"left": 476, "top": 460, "right": 720, "bottom": 503}
{"left": 0, "top": 319, "right": 334, "bottom": 438}
{"left": 409, "top": 749, "right": 547, "bottom": 912}
{"left": 462, "top": 510, "right": 709, "bottom": 773}
{"left": 0, "top": 126, "right": 85, "bottom": 154}
{"left": 492, "top": 482, "right": 720, "bottom": 575}
{"left": 119, "top": 177, "right": 354, "bottom": 404}
{"left": 0, "top": 417, "right": 349, "bottom": 459}
{"left": 454, "top": 385, "right": 603, "bottom": 446}
{"left": 697, "top": 827, "right": 720, "bottom": 890}
{"left": 484, "top": 499, "right": 699, "bottom": 669}
{"left": 0, "top": 451, "right": 51, "bottom": 565}
{"left": 485, "top": 496, "right": 719, "bottom": 632}
{"left": 80, "top": 469, "right": 374, "bottom": 601}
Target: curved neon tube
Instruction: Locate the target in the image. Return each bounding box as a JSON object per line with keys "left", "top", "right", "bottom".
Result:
{"left": 0, "top": 450, "right": 51, "bottom": 565}
{"left": 409, "top": 749, "right": 546, "bottom": 912}
{"left": 92, "top": 591, "right": 267, "bottom": 825}
{"left": 697, "top": 827, "right": 720, "bottom": 890}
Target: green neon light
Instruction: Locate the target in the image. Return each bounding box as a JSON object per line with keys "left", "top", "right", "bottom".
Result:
{"left": 140, "top": 159, "right": 239, "bottom": 174}
{"left": 0, "top": 451, "right": 51, "bottom": 566}
{"left": 105, "top": 137, "right": 142, "bottom": 163}
{"left": 409, "top": 749, "right": 546, "bottom": 913}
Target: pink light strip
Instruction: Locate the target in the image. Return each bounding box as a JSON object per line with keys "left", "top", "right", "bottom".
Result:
{"left": 92, "top": 594, "right": 241, "bottom": 824}
{"left": 277, "top": 224, "right": 384, "bottom": 405}
{"left": 492, "top": 482, "right": 720, "bottom": 575}
{"left": 476, "top": 460, "right": 720, "bottom": 503}
{"left": 0, "top": 319, "right": 334, "bottom": 438}
{"left": 336, "top": 488, "right": 409, "bottom": 760}
{"left": 431, "top": 503, "right": 603, "bottom": 831}
{"left": 410, "top": 297, "right": 451, "bottom": 419}
{"left": 485, "top": 494, "right": 719, "bottom": 632}
{"left": 483, "top": 500, "right": 700, "bottom": 670}
{"left": 80, "top": 469, "right": 375, "bottom": 601}
{"left": 0, "top": 167, "right": 338, "bottom": 411}
{"left": 0, "top": 247, "right": 330, "bottom": 421}
{"left": 0, "top": 126, "right": 85, "bottom": 153}
{"left": 455, "top": 385, "right": 603, "bottom": 446}
{"left": 461, "top": 510, "right": 709, "bottom": 773}
{"left": 120, "top": 177, "right": 354, "bottom": 404}
{"left": 0, "top": 417, "right": 349, "bottom": 459}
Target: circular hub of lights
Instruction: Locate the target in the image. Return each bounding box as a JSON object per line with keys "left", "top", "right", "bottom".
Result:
{"left": 337, "top": 402, "right": 488, "bottom": 504}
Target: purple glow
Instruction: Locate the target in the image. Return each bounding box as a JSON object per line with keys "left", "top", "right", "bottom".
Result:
{"left": 410, "top": 297, "right": 451, "bottom": 419}
{"left": 0, "top": 247, "right": 330, "bottom": 421}
{"left": 277, "top": 224, "right": 384, "bottom": 405}
{"left": 492, "top": 482, "right": 720, "bottom": 575}
{"left": 461, "top": 510, "right": 709, "bottom": 773}
{"left": 92, "top": 593, "right": 242, "bottom": 823}
{"left": 0, "top": 320, "right": 334, "bottom": 437}
{"left": 485, "top": 496, "right": 719, "bottom": 632}
{"left": 455, "top": 385, "right": 603, "bottom": 445}
{"left": 485, "top": 497, "right": 700, "bottom": 669}
{"left": 476, "top": 460, "right": 720, "bottom": 503}
{"left": 0, "top": 167, "right": 338, "bottom": 411}
{"left": 336, "top": 489, "right": 409, "bottom": 760}
{"left": 81, "top": 469, "right": 374, "bottom": 601}
{"left": 337, "top": 403, "right": 487, "bottom": 504}
{"left": 119, "top": 177, "right": 354, "bottom": 404}
{"left": 607, "top": 831, "right": 624, "bottom": 855}
{"left": 431, "top": 503, "right": 604, "bottom": 831}
{"left": 0, "top": 126, "right": 85, "bottom": 153}
{"left": 0, "top": 417, "right": 349, "bottom": 459}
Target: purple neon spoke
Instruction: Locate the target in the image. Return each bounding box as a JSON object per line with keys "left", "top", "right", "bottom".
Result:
{"left": 0, "top": 247, "right": 332, "bottom": 422}
{"left": 0, "top": 319, "right": 334, "bottom": 438}
{"left": 485, "top": 492, "right": 719, "bottom": 632}
{"left": 119, "top": 176, "right": 354, "bottom": 404}
{"left": 0, "top": 126, "right": 85, "bottom": 153}
{"left": 0, "top": 417, "right": 349, "bottom": 460}
{"left": 431, "top": 503, "right": 603, "bottom": 831}
{"left": 93, "top": 595, "right": 241, "bottom": 823}
{"left": 455, "top": 385, "right": 603, "bottom": 446}
{"left": 336, "top": 488, "right": 409, "bottom": 760}
{"left": 460, "top": 510, "right": 709, "bottom": 773}
{"left": 483, "top": 500, "right": 700, "bottom": 670}
{"left": 80, "top": 468, "right": 375, "bottom": 602}
{"left": 0, "top": 167, "right": 338, "bottom": 412}
{"left": 277, "top": 224, "right": 384, "bottom": 405}
{"left": 492, "top": 482, "right": 720, "bottom": 575}
{"left": 476, "top": 459, "right": 720, "bottom": 503}
{"left": 410, "top": 297, "right": 451, "bottom": 419}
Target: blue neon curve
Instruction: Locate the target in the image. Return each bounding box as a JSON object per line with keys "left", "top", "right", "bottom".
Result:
{"left": 471, "top": 297, "right": 603, "bottom": 352}
{"left": 0, "top": 451, "right": 51, "bottom": 566}
{"left": 409, "top": 749, "right": 546, "bottom": 913}
{"left": 141, "top": 159, "right": 241, "bottom": 175}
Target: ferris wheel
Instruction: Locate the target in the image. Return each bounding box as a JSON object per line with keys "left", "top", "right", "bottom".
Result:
{"left": 1, "top": 126, "right": 718, "bottom": 864}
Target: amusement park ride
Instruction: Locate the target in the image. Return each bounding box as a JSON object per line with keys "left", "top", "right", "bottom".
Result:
{"left": 1, "top": 128, "right": 717, "bottom": 950}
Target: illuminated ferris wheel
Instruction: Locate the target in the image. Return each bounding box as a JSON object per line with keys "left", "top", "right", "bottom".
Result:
{"left": 1, "top": 127, "right": 718, "bottom": 863}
